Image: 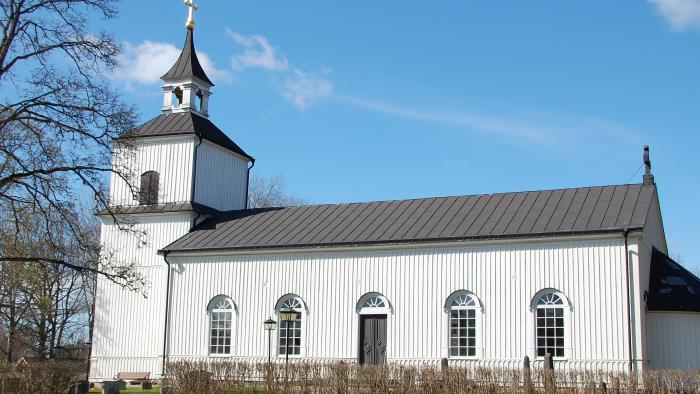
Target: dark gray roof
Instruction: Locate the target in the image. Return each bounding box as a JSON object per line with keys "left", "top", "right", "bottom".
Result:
{"left": 162, "top": 29, "right": 213, "bottom": 86}
{"left": 647, "top": 248, "right": 700, "bottom": 312}
{"left": 162, "top": 184, "right": 656, "bottom": 254}
{"left": 120, "top": 112, "right": 253, "bottom": 161}
{"left": 97, "top": 202, "right": 220, "bottom": 217}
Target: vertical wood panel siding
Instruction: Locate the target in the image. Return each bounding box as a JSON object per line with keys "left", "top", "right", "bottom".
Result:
{"left": 163, "top": 239, "right": 630, "bottom": 372}
{"left": 646, "top": 312, "right": 700, "bottom": 369}
{"left": 90, "top": 214, "right": 194, "bottom": 380}
{"left": 110, "top": 138, "right": 195, "bottom": 206}
{"left": 194, "top": 141, "right": 249, "bottom": 211}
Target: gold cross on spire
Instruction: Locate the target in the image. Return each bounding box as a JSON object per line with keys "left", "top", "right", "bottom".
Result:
{"left": 184, "top": 0, "right": 198, "bottom": 30}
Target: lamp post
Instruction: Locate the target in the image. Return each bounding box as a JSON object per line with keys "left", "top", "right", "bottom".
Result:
{"left": 278, "top": 309, "right": 298, "bottom": 365}
{"left": 263, "top": 317, "right": 277, "bottom": 364}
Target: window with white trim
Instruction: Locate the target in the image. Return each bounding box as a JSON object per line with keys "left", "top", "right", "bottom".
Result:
{"left": 448, "top": 292, "right": 478, "bottom": 357}
{"left": 278, "top": 297, "right": 304, "bottom": 356}
{"left": 362, "top": 295, "right": 386, "bottom": 309}
{"left": 356, "top": 292, "right": 392, "bottom": 315}
{"left": 535, "top": 292, "right": 565, "bottom": 358}
{"left": 208, "top": 296, "right": 233, "bottom": 355}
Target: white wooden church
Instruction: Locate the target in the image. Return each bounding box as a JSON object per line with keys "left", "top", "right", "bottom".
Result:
{"left": 89, "top": 10, "right": 700, "bottom": 382}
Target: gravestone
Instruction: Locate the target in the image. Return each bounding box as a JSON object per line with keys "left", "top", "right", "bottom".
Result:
{"left": 102, "top": 380, "right": 121, "bottom": 394}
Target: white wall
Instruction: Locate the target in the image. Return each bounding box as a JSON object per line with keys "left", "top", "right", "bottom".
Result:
{"left": 630, "top": 194, "right": 669, "bottom": 370}
{"left": 194, "top": 140, "right": 249, "bottom": 211}
{"left": 646, "top": 312, "right": 700, "bottom": 369}
{"left": 110, "top": 137, "right": 195, "bottom": 206}
{"left": 643, "top": 194, "right": 668, "bottom": 255}
{"left": 166, "top": 237, "right": 632, "bottom": 372}
{"left": 90, "top": 213, "right": 194, "bottom": 381}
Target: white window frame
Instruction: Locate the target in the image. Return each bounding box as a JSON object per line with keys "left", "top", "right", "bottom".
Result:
{"left": 206, "top": 295, "right": 236, "bottom": 357}
{"left": 529, "top": 289, "right": 572, "bottom": 361}
{"left": 275, "top": 295, "right": 307, "bottom": 359}
{"left": 356, "top": 292, "right": 392, "bottom": 315}
{"left": 444, "top": 291, "right": 482, "bottom": 360}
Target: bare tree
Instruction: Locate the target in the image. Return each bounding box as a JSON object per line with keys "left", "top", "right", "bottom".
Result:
{"left": 0, "top": 205, "right": 101, "bottom": 361}
{"left": 0, "top": 0, "right": 145, "bottom": 287}
{"left": 247, "top": 174, "right": 306, "bottom": 209}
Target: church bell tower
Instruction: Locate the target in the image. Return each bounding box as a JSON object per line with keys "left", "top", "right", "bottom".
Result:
{"left": 160, "top": 30, "right": 213, "bottom": 118}
{"left": 90, "top": 2, "right": 253, "bottom": 382}
{"left": 161, "top": 0, "right": 213, "bottom": 118}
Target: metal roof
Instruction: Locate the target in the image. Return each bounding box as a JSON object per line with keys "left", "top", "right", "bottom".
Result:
{"left": 120, "top": 112, "right": 253, "bottom": 161}
{"left": 161, "top": 29, "right": 213, "bottom": 86}
{"left": 96, "top": 202, "right": 220, "bottom": 217}
{"left": 162, "top": 184, "right": 655, "bottom": 254}
{"left": 647, "top": 248, "right": 700, "bottom": 312}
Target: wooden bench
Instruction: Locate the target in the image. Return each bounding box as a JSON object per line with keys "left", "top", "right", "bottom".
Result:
{"left": 116, "top": 372, "right": 150, "bottom": 384}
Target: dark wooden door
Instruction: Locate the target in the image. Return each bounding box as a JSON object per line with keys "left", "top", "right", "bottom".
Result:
{"left": 359, "top": 315, "right": 387, "bottom": 365}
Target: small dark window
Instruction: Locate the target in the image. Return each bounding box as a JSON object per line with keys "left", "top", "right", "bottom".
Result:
{"left": 173, "top": 88, "right": 183, "bottom": 108}
{"left": 139, "top": 171, "right": 159, "bottom": 205}
{"left": 196, "top": 90, "right": 204, "bottom": 111}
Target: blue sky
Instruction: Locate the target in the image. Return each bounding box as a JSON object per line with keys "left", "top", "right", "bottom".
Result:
{"left": 104, "top": 1, "right": 699, "bottom": 270}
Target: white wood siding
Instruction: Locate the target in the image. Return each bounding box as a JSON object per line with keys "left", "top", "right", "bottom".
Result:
{"left": 643, "top": 194, "right": 668, "bottom": 254}
{"left": 165, "top": 238, "right": 631, "bottom": 372}
{"left": 110, "top": 137, "right": 195, "bottom": 206}
{"left": 646, "top": 312, "right": 700, "bottom": 369}
{"left": 632, "top": 196, "right": 669, "bottom": 370}
{"left": 194, "top": 140, "right": 249, "bottom": 211}
{"left": 90, "top": 213, "right": 194, "bottom": 380}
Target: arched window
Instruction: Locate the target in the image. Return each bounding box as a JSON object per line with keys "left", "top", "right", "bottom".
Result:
{"left": 172, "top": 87, "right": 183, "bottom": 108}
{"left": 356, "top": 292, "right": 392, "bottom": 315}
{"left": 534, "top": 291, "right": 566, "bottom": 358}
{"left": 445, "top": 291, "right": 480, "bottom": 358}
{"left": 276, "top": 295, "right": 305, "bottom": 357}
{"left": 139, "top": 171, "right": 159, "bottom": 205}
{"left": 207, "top": 295, "right": 234, "bottom": 355}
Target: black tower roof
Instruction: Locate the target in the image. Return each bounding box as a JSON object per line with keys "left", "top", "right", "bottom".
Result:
{"left": 120, "top": 112, "right": 253, "bottom": 161}
{"left": 161, "top": 29, "right": 214, "bottom": 86}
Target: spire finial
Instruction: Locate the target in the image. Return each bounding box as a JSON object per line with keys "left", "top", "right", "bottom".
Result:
{"left": 643, "top": 145, "right": 655, "bottom": 186}
{"left": 184, "top": 0, "right": 198, "bottom": 30}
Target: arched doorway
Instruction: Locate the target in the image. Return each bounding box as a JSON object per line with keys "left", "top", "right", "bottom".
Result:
{"left": 356, "top": 292, "right": 391, "bottom": 365}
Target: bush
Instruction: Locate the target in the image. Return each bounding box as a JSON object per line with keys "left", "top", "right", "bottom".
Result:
{"left": 0, "top": 360, "right": 84, "bottom": 394}
{"left": 160, "top": 360, "right": 700, "bottom": 393}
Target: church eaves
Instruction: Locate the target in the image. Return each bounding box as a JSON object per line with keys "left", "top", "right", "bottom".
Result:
{"left": 119, "top": 112, "right": 253, "bottom": 161}
{"left": 162, "top": 183, "right": 657, "bottom": 254}
{"left": 161, "top": 29, "right": 214, "bottom": 86}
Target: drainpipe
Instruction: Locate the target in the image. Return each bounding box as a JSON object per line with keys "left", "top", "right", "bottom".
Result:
{"left": 623, "top": 228, "right": 634, "bottom": 372}
{"left": 191, "top": 133, "right": 203, "bottom": 202}
{"left": 85, "top": 271, "right": 99, "bottom": 380}
{"left": 190, "top": 134, "right": 203, "bottom": 227}
{"left": 161, "top": 252, "right": 172, "bottom": 379}
{"left": 244, "top": 159, "right": 256, "bottom": 209}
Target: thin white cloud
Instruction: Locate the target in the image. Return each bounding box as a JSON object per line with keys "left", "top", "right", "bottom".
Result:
{"left": 335, "top": 95, "right": 643, "bottom": 145}
{"left": 226, "top": 28, "right": 288, "bottom": 71}
{"left": 114, "top": 40, "right": 231, "bottom": 89}
{"left": 282, "top": 69, "right": 333, "bottom": 110}
{"left": 226, "top": 28, "right": 332, "bottom": 110}
{"left": 649, "top": 0, "right": 700, "bottom": 31}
